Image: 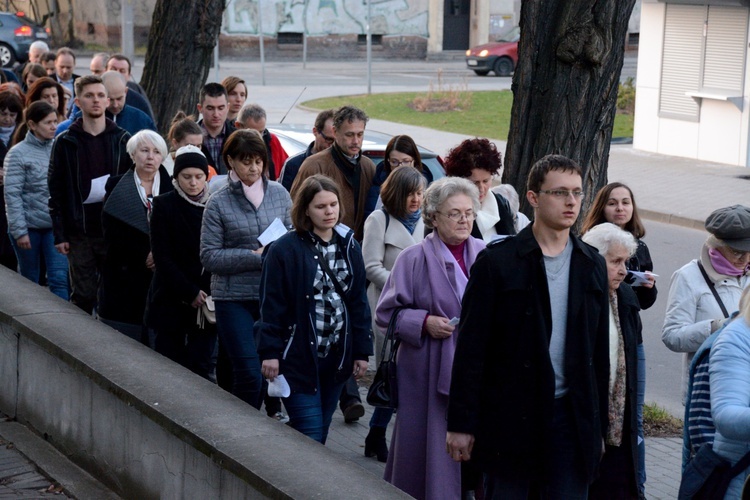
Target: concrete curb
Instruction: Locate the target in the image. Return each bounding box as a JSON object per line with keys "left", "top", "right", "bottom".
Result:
{"left": 639, "top": 209, "right": 707, "bottom": 232}
{"left": 0, "top": 421, "right": 120, "bottom": 499}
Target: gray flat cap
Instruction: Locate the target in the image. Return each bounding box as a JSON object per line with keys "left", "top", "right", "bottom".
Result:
{"left": 705, "top": 205, "right": 750, "bottom": 251}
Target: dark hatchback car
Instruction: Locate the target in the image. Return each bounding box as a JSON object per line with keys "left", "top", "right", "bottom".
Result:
{"left": 465, "top": 26, "right": 519, "bottom": 77}
{"left": 0, "top": 12, "right": 49, "bottom": 67}
{"left": 268, "top": 123, "right": 446, "bottom": 181}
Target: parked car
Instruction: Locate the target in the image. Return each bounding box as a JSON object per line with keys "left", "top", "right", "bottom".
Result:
{"left": 268, "top": 123, "right": 446, "bottom": 181}
{"left": 0, "top": 12, "right": 49, "bottom": 67}
{"left": 465, "top": 26, "right": 519, "bottom": 77}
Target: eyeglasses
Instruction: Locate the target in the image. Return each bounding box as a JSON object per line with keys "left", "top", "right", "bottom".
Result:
{"left": 537, "top": 189, "right": 585, "bottom": 199}
{"left": 437, "top": 211, "right": 476, "bottom": 222}
{"left": 727, "top": 247, "right": 750, "bottom": 259}
{"left": 388, "top": 158, "right": 414, "bottom": 168}
{"left": 318, "top": 132, "right": 335, "bottom": 144}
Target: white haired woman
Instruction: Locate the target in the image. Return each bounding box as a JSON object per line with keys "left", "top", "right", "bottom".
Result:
{"left": 582, "top": 222, "right": 641, "bottom": 499}
{"left": 375, "top": 176, "right": 486, "bottom": 499}
{"left": 99, "top": 130, "right": 172, "bottom": 341}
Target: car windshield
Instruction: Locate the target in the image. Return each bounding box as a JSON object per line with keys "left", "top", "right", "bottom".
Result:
{"left": 496, "top": 26, "right": 520, "bottom": 43}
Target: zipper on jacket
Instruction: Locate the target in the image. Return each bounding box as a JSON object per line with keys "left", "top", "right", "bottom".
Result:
{"left": 282, "top": 324, "right": 296, "bottom": 360}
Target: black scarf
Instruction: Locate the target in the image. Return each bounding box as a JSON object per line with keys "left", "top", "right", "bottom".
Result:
{"left": 330, "top": 143, "right": 362, "bottom": 221}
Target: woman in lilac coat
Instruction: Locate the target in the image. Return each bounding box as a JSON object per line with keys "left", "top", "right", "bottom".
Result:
{"left": 375, "top": 177, "right": 485, "bottom": 500}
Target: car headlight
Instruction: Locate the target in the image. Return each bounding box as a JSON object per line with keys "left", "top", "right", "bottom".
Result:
{"left": 465, "top": 49, "right": 471, "bottom": 56}
{"left": 479, "top": 49, "right": 489, "bottom": 57}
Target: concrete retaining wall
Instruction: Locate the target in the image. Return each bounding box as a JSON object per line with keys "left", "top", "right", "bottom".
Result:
{"left": 0, "top": 266, "right": 407, "bottom": 499}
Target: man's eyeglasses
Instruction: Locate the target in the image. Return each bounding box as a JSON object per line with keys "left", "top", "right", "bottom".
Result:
{"left": 537, "top": 189, "right": 585, "bottom": 199}
{"left": 388, "top": 158, "right": 414, "bottom": 168}
{"left": 437, "top": 211, "right": 476, "bottom": 222}
{"left": 319, "top": 132, "right": 335, "bottom": 144}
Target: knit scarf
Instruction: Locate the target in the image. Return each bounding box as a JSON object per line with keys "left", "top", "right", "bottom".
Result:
{"left": 607, "top": 292, "right": 627, "bottom": 447}
{"left": 171, "top": 178, "right": 210, "bottom": 207}
{"left": 395, "top": 209, "right": 421, "bottom": 235}
{"left": 708, "top": 247, "right": 748, "bottom": 276}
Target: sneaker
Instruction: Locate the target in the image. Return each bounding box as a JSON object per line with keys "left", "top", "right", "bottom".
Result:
{"left": 343, "top": 402, "right": 365, "bottom": 423}
{"left": 273, "top": 412, "right": 290, "bottom": 424}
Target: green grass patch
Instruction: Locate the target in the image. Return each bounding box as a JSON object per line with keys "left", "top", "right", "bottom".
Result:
{"left": 644, "top": 402, "right": 683, "bottom": 437}
{"left": 303, "top": 91, "right": 634, "bottom": 140}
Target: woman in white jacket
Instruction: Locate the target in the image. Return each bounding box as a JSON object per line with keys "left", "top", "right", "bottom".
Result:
{"left": 662, "top": 205, "right": 750, "bottom": 400}
{"left": 361, "top": 166, "right": 426, "bottom": 462}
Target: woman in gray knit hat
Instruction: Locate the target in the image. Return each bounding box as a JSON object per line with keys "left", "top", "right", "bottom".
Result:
{"left": 662, "top": 205, "right": 750, "bottom": 404}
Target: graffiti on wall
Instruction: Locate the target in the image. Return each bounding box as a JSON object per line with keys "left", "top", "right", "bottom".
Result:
{"left": 224, "top": 0, "right": 428, "bottom": 36}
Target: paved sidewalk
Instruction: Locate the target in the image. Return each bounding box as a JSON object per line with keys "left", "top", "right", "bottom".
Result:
{"left": 324, "top": 387, "right": 683, "bottom": 499}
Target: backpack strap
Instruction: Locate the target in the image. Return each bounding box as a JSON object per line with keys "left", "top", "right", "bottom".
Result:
{"left": 697, "top": 261, "right": 729, "bottom": 318}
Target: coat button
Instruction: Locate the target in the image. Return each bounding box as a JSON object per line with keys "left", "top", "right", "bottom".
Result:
{"left": 305, "top": 295, "right": 309, "bottom": 299}
{"left": 523, "top": 361, "right": 530, "bottom": 368}
{"left": 525, "top": 308, "right": 533, "bottom": 315}
{"left": 314, "top": 256, "right": 318, "bottom": 260}
{"left": 288, "top": 326, "right": 292, "bottom": 330}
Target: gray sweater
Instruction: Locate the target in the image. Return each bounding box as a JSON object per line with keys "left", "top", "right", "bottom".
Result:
{"left": 200, "top": 177, "right": 292, "bottom": 301}
{"left": 3, "top": 131, "right": 55, "bottom": 239}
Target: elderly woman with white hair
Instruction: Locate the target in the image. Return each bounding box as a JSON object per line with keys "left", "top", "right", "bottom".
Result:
{"left": 582, "top": 222, "right": 641, "bottom": 499}
{"left": 375, "top": 176, "right": 486, "bottom": 499}
{"left": 98, "top": 130, "right": 173, "bottom": 341}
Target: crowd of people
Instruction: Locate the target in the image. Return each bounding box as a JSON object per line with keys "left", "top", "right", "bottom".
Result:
{"left": 1, "top": 43, "right": 749, "bottom": 500}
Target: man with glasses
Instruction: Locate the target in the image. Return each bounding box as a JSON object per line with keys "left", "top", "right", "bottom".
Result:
{"left": 279, "top": 109, "right": 335, "bottom": 191}
{"left": 291, "top": 105, "right": 376, "bottom": 243}
{"left": 447, "top": 154, "right": 610, "bottom": 498}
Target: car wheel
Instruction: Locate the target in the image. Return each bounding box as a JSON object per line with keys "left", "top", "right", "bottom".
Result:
{"left": 0, "top": 43, "right": 15, "bottom": 68}
{"left": 494, "top": 57, "right": 514, "bottom": 77}
{"left": 473, "top": 70, "right": 490, "bottom": 76}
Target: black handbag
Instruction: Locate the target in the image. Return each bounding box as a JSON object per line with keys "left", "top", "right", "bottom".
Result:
{"left": 678, "top": 444, "right": 750, "bottom": 500}
{"left": 366, "top": 308, "right": 402, "bottom": 409}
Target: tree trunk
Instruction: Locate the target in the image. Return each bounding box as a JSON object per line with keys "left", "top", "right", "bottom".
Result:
{"left": 140, "top": 0, "right": 227, "bottom": 133}
{"left": 502, "top": 0, "right": 636, "bottom": 221}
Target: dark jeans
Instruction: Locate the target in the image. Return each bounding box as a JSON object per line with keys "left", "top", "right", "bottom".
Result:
{"left": 484, "top": 396, "right": 589, "bottom": 500}
{"left": 284, "top": 353, "right": 347, "bottom": 444}
{"left": 67, "top": 235, "right": 107, "bottom": 315}
{"left": 10, "top": 228, "right": 69, "bottom": 300}
{"left": 155, "top": 323, "right": 217, "bottom": 381}
{"left": 215, "top": 299, "right": 262, "bottom": 410}
{"left": 338, "top": 375, "right": 361, "bottom": 410}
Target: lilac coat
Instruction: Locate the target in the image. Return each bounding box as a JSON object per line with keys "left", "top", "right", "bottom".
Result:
{"left": 376, "top": 232, "right": 485, "bottom": 500}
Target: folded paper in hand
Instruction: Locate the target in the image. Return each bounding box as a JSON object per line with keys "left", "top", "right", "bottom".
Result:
{"left": 629, "top": 271, "right": 658, "bottom": 287}
{"left": 258, "top": 218, "right": 288, "bottom": 247}
{"left": 267, "top": 374, "right": 291, "bottom": 398}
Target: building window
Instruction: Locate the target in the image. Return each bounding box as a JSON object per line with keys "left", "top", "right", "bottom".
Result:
{"left": 659, "top": 4, "right": 749, "bottom": 120}
{"left": 357, "top": 34, "right": 383, "bottom": 45}
{"left": 278, "top": 32, "right": 303, "bottom": 45}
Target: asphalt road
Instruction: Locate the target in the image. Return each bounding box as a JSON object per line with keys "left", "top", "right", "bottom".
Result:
{"left": 640, "top": 219, "right": 708, "bottom": 418}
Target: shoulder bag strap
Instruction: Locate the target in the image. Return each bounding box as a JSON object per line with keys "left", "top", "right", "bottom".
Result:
{"left": 697, "top": 261, "right": 729, "bottom": 318}
{"left": 381, "top": 307, "right": 403, "bottom": 363}
{"left": 311, "top": 242, "right": 347, "bottom": 299}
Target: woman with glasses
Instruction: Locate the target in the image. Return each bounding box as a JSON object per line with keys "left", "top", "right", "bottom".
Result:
{"left": 444, "top": 138, "right": 515, "bottom": 242}
{"left": 365, "top": 134, "right": 432, "bottom": 220}
{"left": 662, "top": 205, "right": 750, "bottom": 404}
{"left": 200, "top": 129, "right": 292, "bottom": 410}
{"left": 581, "top": 182, "right": 656, "bottom": 498}
{"left": 375, "top": 177, "right": 485, "bottom": 500}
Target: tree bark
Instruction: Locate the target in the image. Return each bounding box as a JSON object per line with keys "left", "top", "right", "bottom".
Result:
{"left": 502, "top": 0, "right": 636, "bottom": 220}
{"left": 140, "top": 0, "right": 227, "bottom": 133}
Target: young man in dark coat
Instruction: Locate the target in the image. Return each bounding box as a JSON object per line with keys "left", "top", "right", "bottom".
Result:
{"left": 48, "top": 75, "right": 131, "bottom": 315}
{"left": 446, "top": 154, "right": 610, "bottom": 498}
